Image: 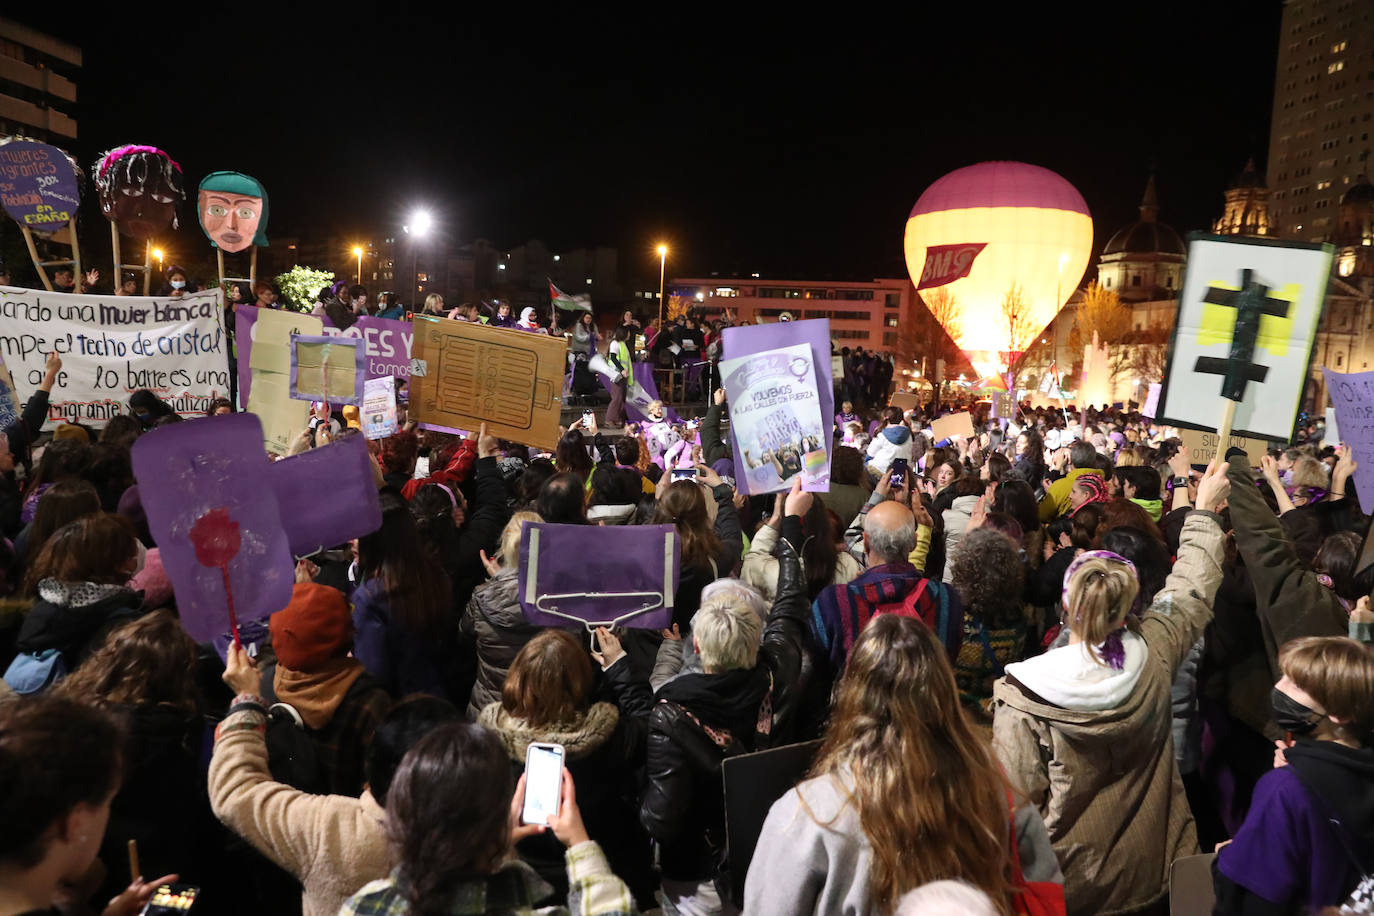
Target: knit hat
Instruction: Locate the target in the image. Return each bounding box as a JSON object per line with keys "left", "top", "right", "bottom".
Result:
{"left": 270, "top": 583, "right": 352, "bottom": 671}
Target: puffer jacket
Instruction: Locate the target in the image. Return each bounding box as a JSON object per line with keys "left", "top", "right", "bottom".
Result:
{"left": 740, "top": 520, "right": 862, "bottom": 603}
{"left": 603, "top": 537, "right": 812, "bottom": 884}
{"left": 864, "top": 425, "right": 912, "bottom": 474}
{"left": 992, "top": 511, "right": 1225, "bottom": 915}
{"left": 460, "top": 567, "right": 545, "bottom": 720}
{"left": 941, "top": 494, "right": 980, "bottom": 584}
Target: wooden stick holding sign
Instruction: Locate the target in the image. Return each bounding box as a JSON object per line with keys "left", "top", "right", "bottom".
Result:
{"left": 19, "top": 227, "right": 51, "bottom": 291}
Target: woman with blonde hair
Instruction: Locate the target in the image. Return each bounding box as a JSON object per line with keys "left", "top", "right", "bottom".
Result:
{"left": 460, "top": 510, "right": 543, "bottom": 718}
{"left": 993, "top": 459, "right": 1232, "bottom": 914}
{"left": 746, "top": 613, "right": 1061, "bottom": 914}
{"left": 422, "top": 292, "right": 445, "bottom": 315}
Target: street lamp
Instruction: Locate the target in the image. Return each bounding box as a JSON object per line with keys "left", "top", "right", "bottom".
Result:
{"left": 152, "top": 248, "right": 164, "bottom": 270}
{"left": 352, "top": 246, "right": 363, "bottom": 285}
{"left": 656, "top": 244, "right": 668, "bottom": 331}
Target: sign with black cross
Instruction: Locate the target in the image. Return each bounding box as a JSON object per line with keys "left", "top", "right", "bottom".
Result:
{"left": 1157, "top": 234, "right": 1333, "bottom": 443}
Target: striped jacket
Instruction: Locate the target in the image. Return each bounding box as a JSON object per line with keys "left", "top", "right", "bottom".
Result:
{"left": 810, "top": 562, "right": 963, "bottom": 671}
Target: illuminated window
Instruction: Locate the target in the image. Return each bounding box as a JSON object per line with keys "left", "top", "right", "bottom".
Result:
{"left": 417, "top": 273, "right": 428, "bottom": 282}
{"left": 1328, "top": 60, "right": 1344, "bottom": 73}
{"left": 1332, "top": 40, "right": 1347, "bottom": 52}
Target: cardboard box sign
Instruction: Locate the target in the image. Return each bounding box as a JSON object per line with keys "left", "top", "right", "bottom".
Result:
{"left": 930, "top": 411, "right": 975, "bottom": 441}
{"left": 888, "top": 392, "right": 921, "bottom": 412}
{"left": 1178, "top": 427, "right": 1271, "bottom": 469}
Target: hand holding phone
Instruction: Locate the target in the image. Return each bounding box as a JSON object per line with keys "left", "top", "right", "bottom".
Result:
{"left": 889, "top": 458, "right": 908, "bottom": 489}
{"left": 521, "top": 742, "right": 566, "bottom": 826}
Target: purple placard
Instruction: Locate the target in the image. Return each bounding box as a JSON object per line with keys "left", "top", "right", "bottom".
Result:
{"left": 1323, "top": 368, "right": 1374, "bottom": 509}
{"left": 288, "top": 333, "right": 366, "bottom": 406}
{"left": 0, "top": 139, "right": 82, "bottom": 233}
{"left": 269, "top": 434, "right": 383, "bottom": 556}
{"left": 720, "top": 319, "right": 834, "bottom": 495}
{"left": 518, "top": 522, "right": 679, "bottom": 630}
{"left": 236, "top": 305, "right": 414, "bottom": 406}
{"left": 597, "top": 361, "right": 682, "bottom": 424}
{"left": 130, "top": 414, "right": 295, "bottom": 643}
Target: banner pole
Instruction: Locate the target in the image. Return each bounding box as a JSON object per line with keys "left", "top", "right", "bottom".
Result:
{"left": 142, "top": 241, "right": 152, "bottom": 296}
{"left": 109, "top": 224, "right": 121, "bottom": 294}
{"left": 216, "top": 249, "right": 225, "bottom": 288}
{"left": 21, "top": 227, "right": 52, "bottom": 291}
{"left": 250, "top": 247, "right": 258, "bottom": 286}
{"left": 1216, "top": 399, "right": 1238, "bottom": 455}
{"left": 69, "top": 219, "right": 81, "bottom": 289}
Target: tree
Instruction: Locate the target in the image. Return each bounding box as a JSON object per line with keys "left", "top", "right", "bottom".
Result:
{"left": 276, "top": 266, "right": 335, "bottom": 313}
{"left": 1071, "top": 280, "right": 1135, "bottom": 385}
{"left": 1001, "top": 282, "right": 1037, "bottom": 389}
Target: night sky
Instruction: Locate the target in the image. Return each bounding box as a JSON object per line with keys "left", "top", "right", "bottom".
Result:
{"left": 20, "top": 4, "right": 1284, "bottom": 286}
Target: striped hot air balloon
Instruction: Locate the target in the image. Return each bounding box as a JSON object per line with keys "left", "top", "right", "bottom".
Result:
{"left": 904, "top": 161, "right": 1094, "bottom": 370}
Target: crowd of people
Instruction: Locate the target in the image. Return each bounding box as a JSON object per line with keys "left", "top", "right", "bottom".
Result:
{"left": 1, "top": 336, "right": 1372, "bottom": 916}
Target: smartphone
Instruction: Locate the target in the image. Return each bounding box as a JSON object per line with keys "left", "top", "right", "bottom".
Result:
{"left": 582, "top": 410, "right": 594, "bottom": 426}
{"left": 889, "top": 457, "right": 909, "bottom": 489}
{"left": 671, "top": 467, "right": 696, "bottom": 481}
{"left": 140, "top": 883, "right": 200, "bottom": 914}
{"left": 522, "top": 742, "right": 565, "bottom": 826}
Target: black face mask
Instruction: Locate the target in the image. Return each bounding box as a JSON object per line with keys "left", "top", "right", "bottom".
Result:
{"left": 1271, "top": 686, "right": 1324, "bottom": 736}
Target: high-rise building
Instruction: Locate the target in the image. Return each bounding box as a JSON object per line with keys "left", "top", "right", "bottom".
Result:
{"left": 1265, "top": 0, "right": 1374, "bottom": 242}
{"left": 0, "top": 18, "right": 80, "bottom": 143}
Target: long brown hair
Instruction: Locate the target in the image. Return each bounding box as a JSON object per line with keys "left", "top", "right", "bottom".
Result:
{"left": 25, "top": 513, "right": 138, "bottom": 595}
{"left": 57, "top": 611, "right": 198, "bottom": 713}
{"left": 652, "top": 480, "right": 722, "bottom": 572}
{"left": 501, "top": 629, "right": 593, "bottom": 728}
{"left": 24, "top": 480, "right": 101, "bottom": 564}
{"left": 806, "top": 614, "right": 1017, "bottom": 914}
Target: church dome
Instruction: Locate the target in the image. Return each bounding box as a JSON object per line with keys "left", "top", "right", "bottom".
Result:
{"left": 1102, "top": 174, "right": 1186, "bottom": 256}
{"left": 1342, "top": 174, "right": 1374, "bottom": 206}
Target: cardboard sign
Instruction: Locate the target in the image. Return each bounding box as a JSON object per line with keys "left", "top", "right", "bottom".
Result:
{"left": 247, "top": 308, "right": 322, "bottom": 454}
{"left": 1158, "top": 235, "right": 1332, "bottom": 441}
{"left": 721, "top": 343, "right": 828, "bottom": 496}
{"left": 1142, "top": 382, "right": 1161, "bottom": 418}
{"left": 410, "top": 314, "right": 567, "bottom": 449}
{"left": 1324, "top": 406, "right": 1340, "bottom": 447}
{"left": 197, "top": 171, "right": 268, "bottom": 253}
{"left": 931, "top": 411, "right": 975, "bottom": 441}
{"left": 0, "top": 287, "right": 227, "bottom": 428}
{"left": 131, "top": 414, "right": 295, "bottom": 642}
{"left": 518, "top": 522, "right": 680, "bottom": 630}
{"left": 0, "top": 138, "right": 82, "bottom": 233}
{"left": 889, "top": 391, "right": 921, "bottom": 412}
{"left": 1178, "top": 427, "right": 1270, "bottom": 469}
{"left": 722, "top": 740, "right": 823, "bottom": 909}
{"left": 1323, "top": 368, "right": 1374, "bottom": 508}
{"left": 289, "top": 334, "right": 365, "bottom": 406}
{"left": 362, "top": 376, "right": 398, "bottom": 440}
{"left": 268, "top": 434, "right": 383, "bottom": 558}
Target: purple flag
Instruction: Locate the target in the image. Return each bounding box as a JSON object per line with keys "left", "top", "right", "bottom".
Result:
{"left": 270, "top": 434, "right": 383, "bottom": 557}
{"left": 131, "top": 414, "right": 295, "bottom": 642}
{"left": 518, "top": 522, "right": 680, "bottom": 630}
{"left": 598, "top": 361, "right": 682, "bottom": 424}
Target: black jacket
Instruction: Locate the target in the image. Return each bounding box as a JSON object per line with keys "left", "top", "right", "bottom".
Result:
{"left": 15, "top": 587, "right": 145, "bottom": 668}
{"left": 701, "top": 402, "right": 731, "bottom": 465}
{"left": 605, "top": 537, "right": 811, "bottom": 882}
{"left": 0, "top": 390, "right": 50, "bottom": 537}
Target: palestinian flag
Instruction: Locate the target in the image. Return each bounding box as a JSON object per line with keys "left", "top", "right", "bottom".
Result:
{"left": 550, "top": 280, "right": 591, "bottom": 312}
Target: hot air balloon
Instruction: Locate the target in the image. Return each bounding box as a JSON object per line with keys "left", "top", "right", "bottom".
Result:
{"left": 904, "top": 161, "right": 1093, "bottom": 375}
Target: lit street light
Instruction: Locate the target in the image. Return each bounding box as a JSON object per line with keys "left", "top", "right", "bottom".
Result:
{"left": 152, "top": 248, "right": 164, "bottom": 270}
{"left": 656, "top": 244, "right": 668, "bottom": 332}
{"left": 352, "top": 246, "right": 363, "bottom": 285}
{"left": 405, "top": 210, "right": 432, "bottom": 304}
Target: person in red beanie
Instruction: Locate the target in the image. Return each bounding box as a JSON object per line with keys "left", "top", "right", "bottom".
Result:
{"left": 259, "top": 582, "right": 393, "bottom": 796}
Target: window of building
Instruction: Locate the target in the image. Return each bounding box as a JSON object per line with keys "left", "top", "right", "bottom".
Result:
{"left": 1337, "top": 353, "right": 1344, "bottom": 367}
{"left": 1166, "top": 275, "right": 1174, "bottom": 288}
{"left": 1132, "top": 275, "right": 1142, "bottom": 287}
{"left": 885, "top": 315, "right": 899, "bottom": 327}
{"left": 1105, "top": 277, "right": 1111, "bottom": 287}
{"left": 832, "top": 329, "right": 870, "bottom": 340}
{"left": 884, "top": 293, "right": 900, "bottom": 308}
{"left": 1328, "top": 60, "right": 1344, "bottom": 74}
{"left": 882, "top": 331, "right": 897, "bottom": 346}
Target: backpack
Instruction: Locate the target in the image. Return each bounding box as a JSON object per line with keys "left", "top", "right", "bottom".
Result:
{"left": 3, "top": 648, "right": 68, "bottom": 695}
{"left": 871, "top": 576, "right": 964, "bottom": 663}
{"left": 257, "top": 666, "right": 378, "bottom": 795}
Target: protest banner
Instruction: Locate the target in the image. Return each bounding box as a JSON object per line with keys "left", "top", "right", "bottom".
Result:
{"left": 1157, "top": 235, "right": 1331, "bottom": 443}
{"left": 362, "top": 375, "right": 399, "bottom": 440}
{"left": 1142, "top": 382, "right": 1161, "bottom": 418}
{"left": 246, "top": 307, "right": 322, "bottom": 454}
{"left": 721, "top": 342, "right": 828, "bottom": 495}
{"left": 518, "top": 522, "right": 679, "bottom": 631}
{"left": 720, "top": 318, "right": 834, "bottom": 494}
{"left": 289, "top": 334, "right": 365, "bottom": 406}
{"left": 0, "top": 353, "right": 20, "bottom": 432}
{"left": 931, "top": 411, "right": 975, "bottom": 441}
{"left": 1177, "top": 427, "right": 1271, "bottom": 470}
{"left": 235, "top": 306, "right": 414, "bottom": 407}
{"left": 0, "top": 138, "right": 84, "bottom": 292}
{"left": 888, "top": 391, "right": 921, "bottom": 412}
{"left": 410, "top": 313, "right": 567, "bottom": 449}
{"left": 1322, "top": 368, "right": 1374, "bottom": 509}
{"left": 0, "top": 286, "right": 227, "bottom": 428}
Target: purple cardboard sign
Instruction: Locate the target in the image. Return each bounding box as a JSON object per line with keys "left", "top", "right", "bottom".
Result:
{"left": 269, "top": 434, "right": 383, "bottom": 556}
{"left": 130, "top": 414, "right": 295, "bottom": 642}
{"left": 0, "top": 138, "right": 82, "bottom": 233}
{"left": 288, "top": 333, "right": 366, "bottom": 406}
{"left": 720, "top": 319, "right": 834, "bottom": 495}
{"left": 518, "top": 522, "right": 679, "bottom": 630}
{"left": 1323, "top": 367, "right": 1374, "bottom": 509}
{"left": 236, "top": 305, "right": 414, "bottom": 406}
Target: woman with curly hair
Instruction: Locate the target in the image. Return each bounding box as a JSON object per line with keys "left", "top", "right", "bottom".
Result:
{"left": 951, "top": 527, "right": 1028, "bottom": 714}
{"left": 746, "top": 613, "right": 1061, "bottom": 914}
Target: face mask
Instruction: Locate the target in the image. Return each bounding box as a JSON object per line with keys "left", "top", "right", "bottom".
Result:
{"left": 1271, "top": 686, "right": 1324, "bottom": 736}
{"left": 170, "top": 280, "right": 186, "bottom": 289}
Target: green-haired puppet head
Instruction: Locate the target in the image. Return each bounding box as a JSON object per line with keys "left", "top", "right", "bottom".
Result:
{"left": 197, "top": 171, "right": 268, "bottom": 252}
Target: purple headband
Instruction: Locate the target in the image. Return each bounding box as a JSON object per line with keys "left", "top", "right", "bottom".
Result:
{"left": 432, "top": 482, "right": 458, "bottom": 513}
{"left": 1063, "top": 549, "right": 1140, "bottom": 669}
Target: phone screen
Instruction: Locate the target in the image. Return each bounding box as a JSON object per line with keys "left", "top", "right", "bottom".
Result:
{"left": 889, "top": 458, "right": 908, "bottom": 488}
{"left": 582, "top": 411, "right": 594, "bottom": 424}
{"left": 141, "top": 883, "right": 199, "bottom": 914}
{"left": 671, "top": 467, "right": 696, "bottom": 481}
{"left": 522, "top": 743, "right": 564, "bottom": 826}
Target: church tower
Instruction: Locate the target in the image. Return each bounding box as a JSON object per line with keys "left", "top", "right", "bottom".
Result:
{"left": 1213, "top": 158, "right": 1272, "bottom": 237}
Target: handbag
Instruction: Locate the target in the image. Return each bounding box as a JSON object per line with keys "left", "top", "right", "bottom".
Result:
{"left": 1006, "top": 788, "right": 1066, "bottom": 916}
